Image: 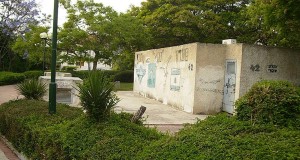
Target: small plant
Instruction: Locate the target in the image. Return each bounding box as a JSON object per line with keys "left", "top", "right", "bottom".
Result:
{"left": 17, "top": 79, "right": 46, "bottom": 100}
{"left": 235, "top": 80, "right": 300, "bottom": 128}
{"left": 77, "top": 71, "right": 120, "bottom": 121}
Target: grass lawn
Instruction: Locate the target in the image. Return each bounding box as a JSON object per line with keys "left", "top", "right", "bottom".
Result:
{"left": 116, "top": 82, "right": 133, "bottom": 91}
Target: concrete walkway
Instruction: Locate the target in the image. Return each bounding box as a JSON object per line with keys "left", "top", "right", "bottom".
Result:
{"left": 115, "top": 91, "right": 208, "bottom": 132}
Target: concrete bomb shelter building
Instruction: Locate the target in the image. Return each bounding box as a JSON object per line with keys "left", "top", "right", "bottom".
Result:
{"left": 133, "top": 42, "right": 300, "bottom": 114}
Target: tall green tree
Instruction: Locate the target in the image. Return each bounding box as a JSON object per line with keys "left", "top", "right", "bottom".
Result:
{"left": 244, "top": 0, "right": 300, "bottom": 48}
{"left": 138, "top": 0, "right": 249, "bottom": 48}
{"left": 61, "top": 0, "right": 118, "bottom": 70}
{"left": 110, "top": 13, "right": 152, "bottom": 70}
{"left": 11, "top": 25, "right": 50, "bottom": 69}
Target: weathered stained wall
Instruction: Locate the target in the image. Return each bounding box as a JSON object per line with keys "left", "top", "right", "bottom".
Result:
{"left": 134, "top": 43, "right": 197, "bottom": 113}
{"left": 239, "top": 45, "right": 300, "bottom": 96}
{"left": 193, "top": 43, "right": 243, "bottom": 114}
{"left": 134, "top": 43, "right": 300, "bottom": 115}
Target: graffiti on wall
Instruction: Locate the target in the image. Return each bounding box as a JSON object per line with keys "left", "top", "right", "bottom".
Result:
{"left": 136, "top": 65, "right": 146, "bottom": 84}
{"left": 176, "top": 48, "right": 189, "bottom": 62}
{"left": 250, "top": 64, "right": 260, "bottom": 71}
{"left": 137, "top": 53, "right": 145, "bottom": 63}
{"left": 196, "top": 87, "right": 224, "bottom": 94}
{"left": 159, "top": 55, "right": 172, "bottom": 77}
{"left": 170, "top": 68, "right": 180, "bottom": 91}
{"left": 199, "top": 78, "right": 221, "bottom": 85}
{"left": 267, "top": 65, "right": 278, "bottom": 73}
{"left": 188, "top": 64, "right": 193, "bottom": 71}
{"left": 147, "top": 63, "right": 156, "bottom": 88}
{"left": 154, "top": 50, "right": 163, "bottom": 62}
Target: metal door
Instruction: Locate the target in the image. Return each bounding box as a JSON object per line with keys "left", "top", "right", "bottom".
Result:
{"left": 223, "top": 60, "right": 236, "bottom": 114}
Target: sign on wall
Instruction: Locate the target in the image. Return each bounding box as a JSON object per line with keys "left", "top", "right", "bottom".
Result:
{"left": 267, "top": 65, "right": 278, "bottom": 73}
{"left": 147, "top": 63, "right": 156, "bottom": 88}
{"left": 170, "top": 68, "right": 180, "bottom": 91}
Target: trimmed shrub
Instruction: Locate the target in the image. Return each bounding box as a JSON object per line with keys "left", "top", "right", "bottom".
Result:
{"left": 235, "top": 80, "right": 300, "bottom": 128}
{"left": 61, "top": 66, "right": 77, "bottom": 72}
{"left": 0, "top": 100, "right": 162, "bottom": 159}
{"left": 114, "top": 70, "right": 134, "bottom": 83}
{"left": 23, "top": 70, "right": 43, "bottom": 79}
{"left": 17, "top": 79, "right": 46, "bottom": 100}
{"left": 77, "top": 71, "right": 120, "bottom": 121}
{"left": 72, "top": 70, "right": 119, "bottom": 81}
{"left": 137, "top": 114, "right": 300, "bottom": 159}
{"left": 0, "top": 100, "right": 83, "bottom": 159}
{"left": 71, "top": 70, "right": 89, "bottom": 79}
{"left": 0, "top": 72, "right": 25, "bottom": 86}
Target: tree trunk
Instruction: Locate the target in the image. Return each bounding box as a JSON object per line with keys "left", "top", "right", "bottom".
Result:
{"left": 92, "top": 51, "right": 99, "bottom": 71}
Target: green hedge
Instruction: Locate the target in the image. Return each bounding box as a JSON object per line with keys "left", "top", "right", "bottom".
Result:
{"left": 72, "top": 70, "right": 121, "bottom": 81}
{"left": 136, "top": 114, "right": 300, "bottom": 159}
{"left": 0, "top": 72, "right": 25, "bottom": 86}
{"left": 114, "top": 70, "right": 134, "bottom": 83}
{"left": 0, "top": 100, "right": 162, "bottom": 159}
{"left": 23, "top": 70, "right": 43, "bottom": 79}
{"left": 235, "top": 80, "right": 300, "bottom": 128}
{"left": 61, "top": 66, "right": 77, "bottom": 72}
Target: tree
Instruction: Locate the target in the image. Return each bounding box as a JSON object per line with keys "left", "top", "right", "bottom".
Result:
{"left": 0, "top": 0, "right": 41, "bottom": 71}
{"left": 110, "top": 13, "right": 152, "bottom": 70}
{"left": 11, "top": 25, "right": 50, "bottom": 70}
{"left": 58, "top": 21, "right": 90, "bottom": 67}
{"left": 244, "top": 0, "right": 300, "bottom": 48}
{"left": 137, "top": 0, "right": 249, "bottom": 48}
{"left": 60, "top": 0, "right": 118, "bottom": 71}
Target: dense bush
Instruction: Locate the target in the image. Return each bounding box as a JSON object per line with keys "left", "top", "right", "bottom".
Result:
{"left": 17, "top": 79, "right": 46, "bottom": 100}
{"left": 72, "top": 70, "right": 119, "bottom": 81}
{"left": 0, "top": 100, "right": 162, "bottom": 159}
{"left": 235, "top": 80, "right": 300, "bottom": 128}
{"left": 114, "top": 70, "right": 134, "bottom": 83}
{"left": 61, "top": 66, "right": 77, "bottom": 72}
{"left": 0, "top": 72, "right": 25, "bottom": 86}
{"left": 77, "top": 71, "right": 120, "bottom": 121}
{"left": 23, "top": 70, "right": 43, "bottom": 79}
{"left": 136, "top": 114, "right": 300, "bottom": 159}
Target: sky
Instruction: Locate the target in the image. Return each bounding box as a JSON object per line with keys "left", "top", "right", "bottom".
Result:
{"left": 36, "top": 0, "right": 145, "bottom": 26}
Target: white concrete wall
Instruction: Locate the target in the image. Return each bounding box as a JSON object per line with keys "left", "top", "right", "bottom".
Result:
{"left": 134, "top": 43, "right": 197, "bottom": 113}
{"left": 239, "top": 44, "right": 300, "bottom": 96}
{"left": 134, "top": 43, "right": 300, "bottom": 115}
{"left": 193, "top": 43, "right": 243, "bottom": 114}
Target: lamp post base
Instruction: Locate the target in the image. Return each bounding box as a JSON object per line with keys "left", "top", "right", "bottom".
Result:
{"left": 49, "top": 82, "right": 57, "bottom": 114}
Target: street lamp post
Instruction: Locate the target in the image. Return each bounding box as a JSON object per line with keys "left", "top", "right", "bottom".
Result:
{"left": 39, "top": 32, "right": 48, "bottom": 74}
{"left": 49, "top": 0, "right": 59, "bottom": 114}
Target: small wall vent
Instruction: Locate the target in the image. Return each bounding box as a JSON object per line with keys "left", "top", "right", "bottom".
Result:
{"left": 222, "top": 39, "right": 237, "bottom": 44}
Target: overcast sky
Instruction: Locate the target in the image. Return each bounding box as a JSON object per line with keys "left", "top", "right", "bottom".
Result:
{"left": 36, "top": 0, "right": 145, "bottom": 26}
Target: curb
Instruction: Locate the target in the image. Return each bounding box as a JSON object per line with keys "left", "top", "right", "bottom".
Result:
{"left": 0, "top": 136, "right": 27, "bottom": 160}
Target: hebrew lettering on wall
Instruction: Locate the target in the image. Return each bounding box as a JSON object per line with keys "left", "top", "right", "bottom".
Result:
{"left": 136, "top": 53, "right": 144, "bottom": 63}
{"left": 154, "top": 50, "right": 163, "bottom": 62}
{"left": 176, "top": 48, "right": 189, "bottom": 62}
{"left": 170, "top": 68, "right": 180, "bottom": 91}
{"left": 267, "top": 65, "right": 278, "bottom": 73}
{"left": 136, "top": 65, "right": 146, "bottom": 84}
{"left": 147, "top": 63, "right": 156, "bottom": 88}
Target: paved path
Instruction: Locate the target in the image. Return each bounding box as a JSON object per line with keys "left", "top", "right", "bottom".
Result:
{"left": 0, "top": 85, "right": 19, "bottom": 105}
{"left": 115, "top": 91, "right": 208, "bottom": 133}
